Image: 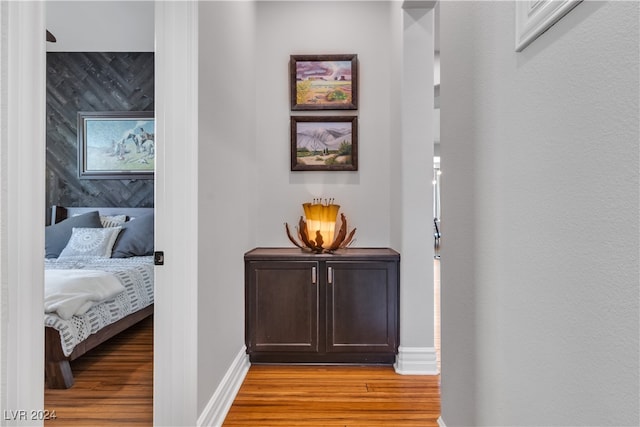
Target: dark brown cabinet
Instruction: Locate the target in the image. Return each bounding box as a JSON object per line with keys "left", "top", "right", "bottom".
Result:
{"left": 245, "top": 248, "right": 400, "bottom": 364}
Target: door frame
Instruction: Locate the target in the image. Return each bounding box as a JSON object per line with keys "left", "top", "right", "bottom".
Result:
{"left": 153, "top": 1, "right": 199, "bottom": 425}
{"left": 0, "top": 2, "right": 200, "bottom": 425}
{"left": 1, "top": 1, "right": 47, "bottom": 418}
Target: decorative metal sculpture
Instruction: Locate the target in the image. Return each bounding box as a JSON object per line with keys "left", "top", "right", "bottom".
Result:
{"left": 285, "top": 199, "right": 356, "bottom": 253}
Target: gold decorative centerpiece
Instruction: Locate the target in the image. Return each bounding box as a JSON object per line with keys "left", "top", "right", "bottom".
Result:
{"left": 285, "top": 199, "right": 356, "bottom": 253}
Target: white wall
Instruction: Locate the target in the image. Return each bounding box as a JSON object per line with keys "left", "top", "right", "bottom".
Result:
{"left": 197, "top": 0, "right": 257, "bottom": 415}
{"left": 440, "top": 1, "right": 639, "bottom": 425}
{"left": 253, "top": 1, "right": 394, "bottom": 248}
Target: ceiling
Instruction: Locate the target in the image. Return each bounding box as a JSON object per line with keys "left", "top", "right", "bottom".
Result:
{"left": 47, "top": 1, "right": 437, "bottom": 53}
{"left": 46, "top": 1, "right": 154, "bottom": 52}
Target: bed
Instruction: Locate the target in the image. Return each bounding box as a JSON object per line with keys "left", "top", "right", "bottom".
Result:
{"left": 44, "top": 205, "right": 155, "bottom": 389}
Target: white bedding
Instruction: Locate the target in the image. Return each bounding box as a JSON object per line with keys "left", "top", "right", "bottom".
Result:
{"left": 45, "top": 269, "right": 125, "bottom": 320}
{"left": 44, "top": 256, "right": 154, "bottom": 356}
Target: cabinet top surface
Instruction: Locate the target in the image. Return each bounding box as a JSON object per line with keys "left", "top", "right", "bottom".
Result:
{"left": 245, "top": 247, "right": 400, "bottom": 261}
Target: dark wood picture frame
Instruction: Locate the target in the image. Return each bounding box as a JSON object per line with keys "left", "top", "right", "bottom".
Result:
{"left": 291, "top": 116, "right": 358, "bottom": 171}
{"left": 290, "top": 54, "right": 358, "bottom": 110}
{"left": 78, "top": 111, "right": 155, "bottom": 179}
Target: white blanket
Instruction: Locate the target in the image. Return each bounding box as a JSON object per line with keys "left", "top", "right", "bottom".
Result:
{"left": 44, "top": 269, "right": 125, "bottom": 320}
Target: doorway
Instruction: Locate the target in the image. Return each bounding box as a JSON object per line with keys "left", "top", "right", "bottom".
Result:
{"left": 2, "top": 2, "right": 198, "bottom": 423}
{"left": 43, "top": 2, "right": 155, "bottom": 422}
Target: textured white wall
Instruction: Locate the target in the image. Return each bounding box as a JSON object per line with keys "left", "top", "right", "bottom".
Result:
{"left": 440, "top": 1, "right": 639, "bottom": 426}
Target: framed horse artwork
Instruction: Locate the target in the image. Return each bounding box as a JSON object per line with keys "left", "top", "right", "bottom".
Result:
{"left": 77, "top": 111, "right": 155, "bottom": 179}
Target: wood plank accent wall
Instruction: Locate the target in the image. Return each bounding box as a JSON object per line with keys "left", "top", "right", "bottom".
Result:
{"left": 46, "top": 52, "right": 155, "bottom": 209}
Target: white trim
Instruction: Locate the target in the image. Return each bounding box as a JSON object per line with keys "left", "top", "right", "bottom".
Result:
{"left": 437, "top": 416, "right": 447, "bottom": 427}
{"left": 515, "top": 0, "right": 582, "bottom": 52}
{"left": 394, "top": 346, "right": 439, "bottom": 375}
{"left": 197, "top": 348, "right": 250, "bottom": 427}
{"left": 0, "top": 1, "right": 7, "bottom": 413}
{"left": 153, "top": 1, "right": 199, "bottom": 425}
{"left": 1, "top": 1, "right": 46, "bottom": 421}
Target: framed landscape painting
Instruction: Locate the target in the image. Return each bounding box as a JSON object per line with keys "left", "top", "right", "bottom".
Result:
{"left": 78, "top": 111, "right": 155, "bottom": 179}
{"left": 290, "top": 54, "right": 358, "bottom": 110}
{"left": 291, "top": 116, "right": 358, "bottom": 171}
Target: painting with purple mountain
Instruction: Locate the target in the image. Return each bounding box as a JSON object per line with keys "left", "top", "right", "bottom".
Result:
{"left": 290, "top": 54, "right": 358, "bottom": 110}
{"left": 291, "top": 116, "right": 358, "bottom": 171}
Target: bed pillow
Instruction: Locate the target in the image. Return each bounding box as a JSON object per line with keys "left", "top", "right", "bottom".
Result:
{"left": 58, "top": 227, "right": 122, "bottom": 258}
{"left": 45, "top": 210, "right": 103, "bottom": 258}
{"left": 73, "top": 213, "right": 127, "bottom": 228}
{"left": 100, "top": 214, "right": 127, "bottom": 228}
{"left": 111, "top": 212, "right": 154, "bottom": 258}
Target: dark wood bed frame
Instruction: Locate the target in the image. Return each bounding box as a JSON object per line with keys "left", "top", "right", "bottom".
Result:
{"left": 45, "top": 205, "right": 155, "bottom": 389}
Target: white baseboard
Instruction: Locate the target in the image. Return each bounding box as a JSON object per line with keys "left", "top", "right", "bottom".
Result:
{"left": 393, "top": 346, "right": 439, "bottom": 375}
{"left": 197, "top": 347, "right": 250, "bottom": 427}
{"left": 437, "top": 415, "right": 446, "bottom": 427}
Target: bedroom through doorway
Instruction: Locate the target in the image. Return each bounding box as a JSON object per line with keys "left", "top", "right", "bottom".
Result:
{"left": 43, "top": 1, "right": 155, "bottom": 423}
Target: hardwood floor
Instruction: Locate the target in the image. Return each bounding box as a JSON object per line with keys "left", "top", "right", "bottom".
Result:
{"left": 223, "top": 365, "right": 441, "bottom": 426}
{"left": 44, "top": 316, "right": 153, "bottom": 427}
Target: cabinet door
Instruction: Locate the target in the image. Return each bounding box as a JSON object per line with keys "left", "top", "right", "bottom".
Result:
{"left": 247, "top": 261, "right": 319, "bottom": 353}
{"left": 326, "top": 261, "right": 398, "bottom": 353}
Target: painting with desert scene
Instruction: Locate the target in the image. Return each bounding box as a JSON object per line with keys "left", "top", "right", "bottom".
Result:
{"left": 290, "top": 54, "right": 358, "bottom": 110}
{"left": 291, "top": 116, "right": 358, "bottom": 171}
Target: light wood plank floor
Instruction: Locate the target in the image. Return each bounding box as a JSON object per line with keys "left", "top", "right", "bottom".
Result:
{"left": 224, "top": 365, "right": 441, "bottom": 426}
{"left": 44, "top": 316, "right": 153, "bottom": 427}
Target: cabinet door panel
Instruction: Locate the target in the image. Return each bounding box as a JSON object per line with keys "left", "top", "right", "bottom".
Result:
{"left": 326, "top": 261, "right": 398, "bottom": 353}
{"left": 249, "top": 261, "right": 319, "bottom": 352}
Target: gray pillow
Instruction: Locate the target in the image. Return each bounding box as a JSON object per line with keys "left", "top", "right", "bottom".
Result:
{"left": 100, "top": 214, "right": 127, "bottom": 228}
{"left": 45, "top": 211, "right": 102, "bottom": 258}
{"left": 58, "top": 227, "right": 122, "bottom": 258}
{"left": 111, "top": 212, "right": 154, "bottom": 258}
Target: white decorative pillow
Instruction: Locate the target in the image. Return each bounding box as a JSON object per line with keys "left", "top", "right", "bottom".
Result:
{"left": 58, "top": 227, "right": 122, "bottom": 258}
{"left": 100, "top": 214, "right": 127, "bottom": 228}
